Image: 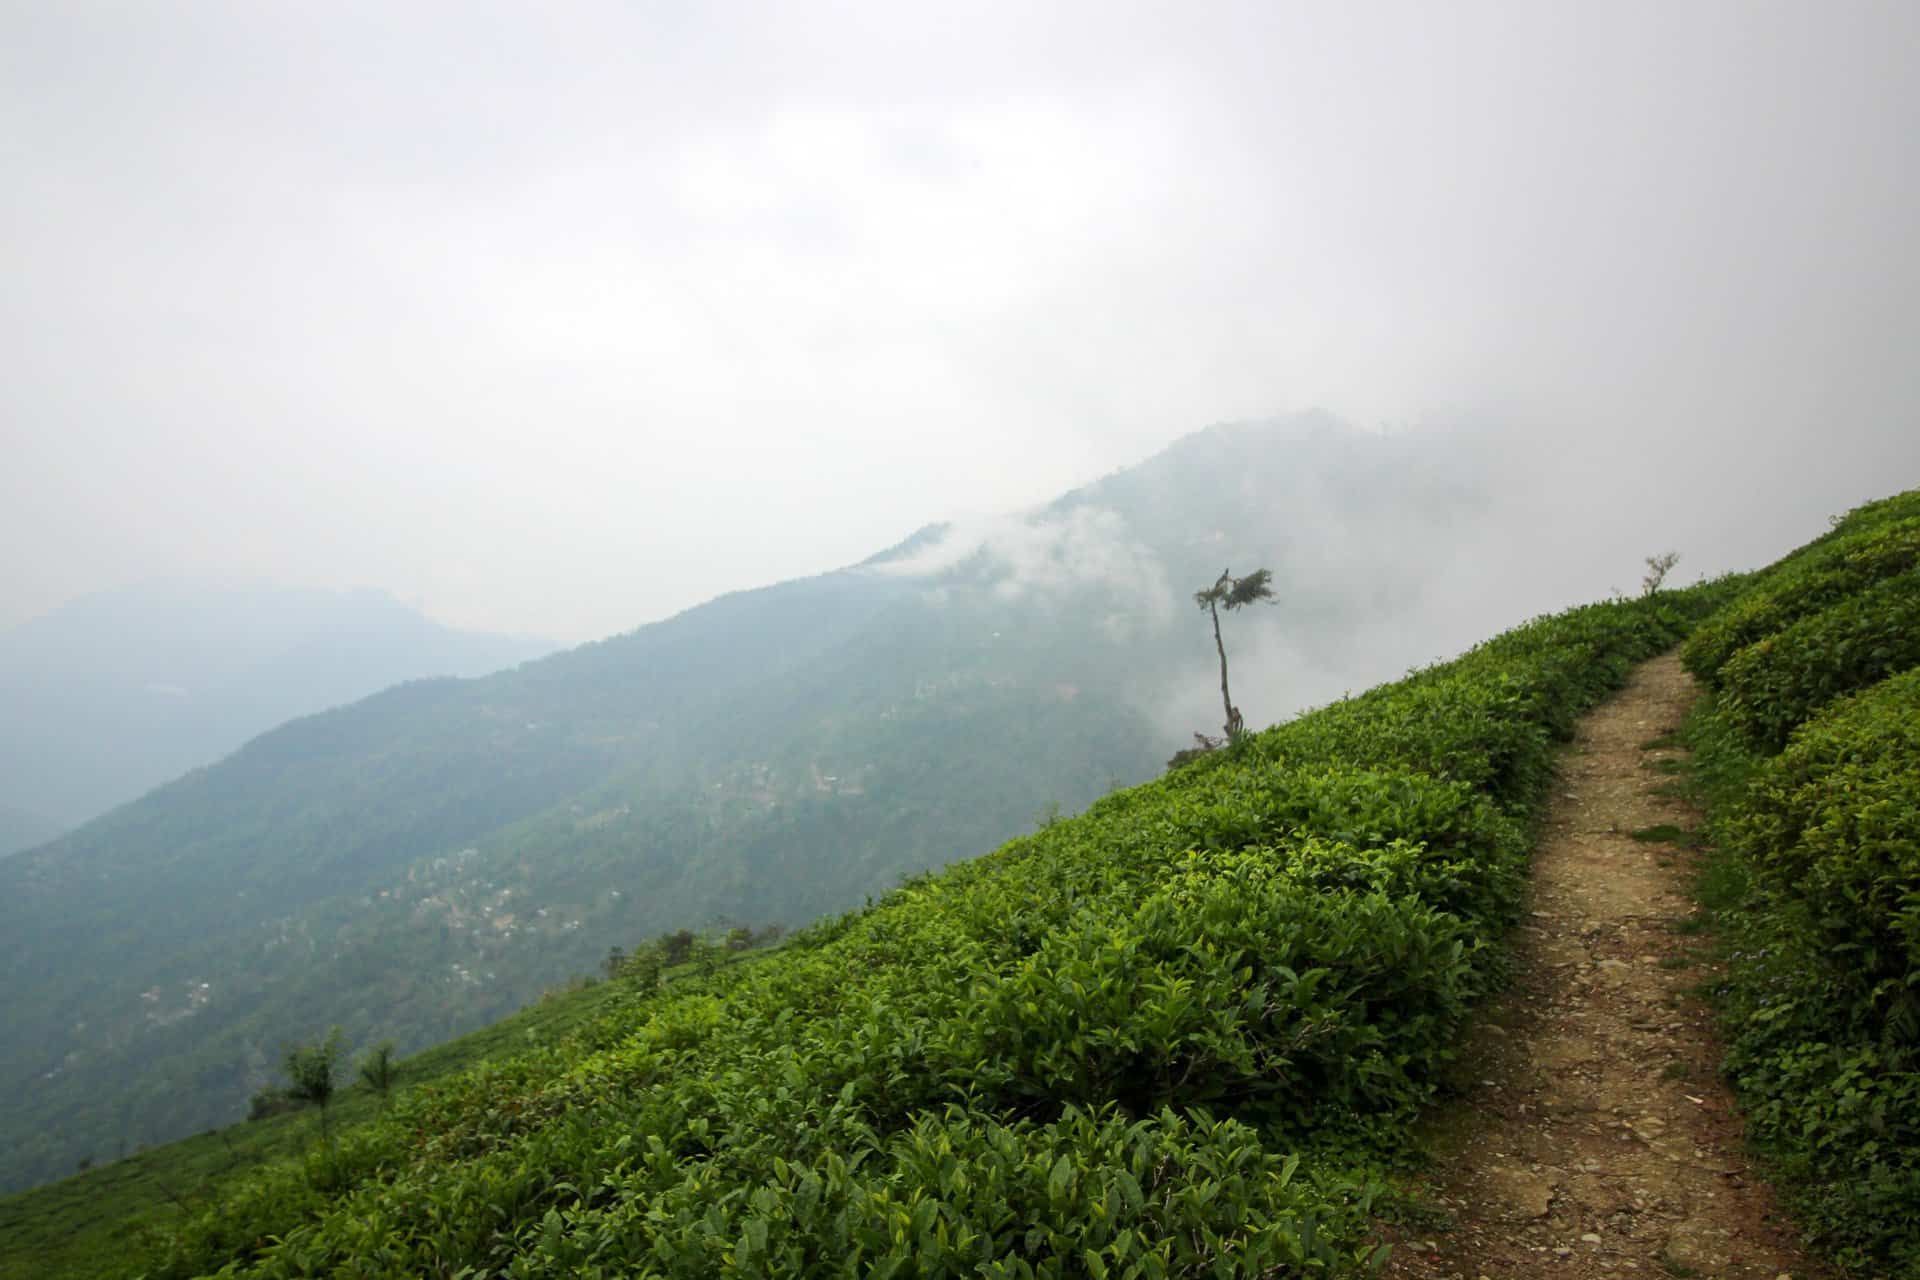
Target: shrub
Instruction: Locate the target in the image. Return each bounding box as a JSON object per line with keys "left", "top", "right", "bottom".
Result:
{"left": 141, "top": 591, "right": 1694, "bottom": 1280}
{"left": 246, "top": 1088, "right": 302, "bottom": 1122}
{"left": 1728, "top": 667, "right": 1920, "bottom": 1034}
{"left": 520, "top": 1105, "right": 1380, "bottom": 1278}
{"left": 1682, "top": 494, "right": 1920, "bottom": 1271}
{"left": 1682, "top": 516, "right": 1920, "bottom": 685}
{"left": 1716, "top": 568, "right": 1920, "bottom": 750}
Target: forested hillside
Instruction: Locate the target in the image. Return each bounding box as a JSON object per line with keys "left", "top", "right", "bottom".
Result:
{"left": 0, "top": 417, "right": 1498, "bottom": 1193}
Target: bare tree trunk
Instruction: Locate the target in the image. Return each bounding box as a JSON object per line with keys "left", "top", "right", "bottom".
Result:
{"left": 1209, "top": 598, "right": 1236, "bottom": 738}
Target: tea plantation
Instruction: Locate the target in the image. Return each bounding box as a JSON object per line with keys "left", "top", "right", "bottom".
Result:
{"left": 18, "top": 491, "right": 1920, "bottom": 1278}
{"left": 1682, "top": 489, "right": 1920, "bottom": 1274}
{"left": 72, "top": 578, "right": 1708, "bottom": 1280}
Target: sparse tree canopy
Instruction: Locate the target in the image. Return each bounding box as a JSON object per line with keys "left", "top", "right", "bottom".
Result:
{"left": 1194, "top": 568, "right": 1276, "bottom": 743}
{"left": 1642, "top": 551, "right": 1680, "bottom": 596}
{"left": 1194, "top": 567, "right": 1275, "bottom": 614}
{"left": 356, "top": 1041, "right": 398, "bottom": 1107}
{"left": 282, "top": 1027, "right": 345, "bottom": 1141}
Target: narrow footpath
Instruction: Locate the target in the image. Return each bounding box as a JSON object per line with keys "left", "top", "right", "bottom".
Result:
{"left": 1387, "top": 654, "right": 1824, "bottom": 1280}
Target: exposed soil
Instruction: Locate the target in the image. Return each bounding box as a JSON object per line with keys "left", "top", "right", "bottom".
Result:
{"left": 1385, "top": 654, "right": 1824, "bottom": 1280}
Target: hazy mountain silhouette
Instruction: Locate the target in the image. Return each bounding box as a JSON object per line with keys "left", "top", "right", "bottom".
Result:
{"left": 0, "top": 583, "right": 553, "bottom": 832}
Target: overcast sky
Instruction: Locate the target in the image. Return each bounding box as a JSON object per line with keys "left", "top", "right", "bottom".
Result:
{"left": 4, "top": 1, "right": 1917, "bottom": 644}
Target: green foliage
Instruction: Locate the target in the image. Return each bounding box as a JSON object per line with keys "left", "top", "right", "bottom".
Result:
{"left": 0, "top": 972, "right": 649, "bottom": 1280}
{"left": 1163, "top": 738, "right": 1218, "bottom": 773}
{"left": 1716, "top": 568, "right": 1920, "bottom": 750}
{"left": 1679, "top": 490, "right": 1920, "bottom": 1274}
{"left": 281, "top": 1029, "right": 345, "bottom": 1141}
{"left": 0, "top": 423, "right": 1613, "bottom": 1197}
{"left": 88, "top": 587, "right": 1698, "bottom": 1280}
{"left": 1681, "top": 512, "right": 1920, "bottom": 686}
{"left": 659, "top": 928, "right": 697, "bottom": 966}
{"left": 246, "top": 1088, "right": 301, "bottom": 1122}
{"left": 356, "top": 1043, "right": 399, "bottom": 1107}
{"left": 616, "top": 945, "right": 665, "bottom": 992}
{"left": 0, "top": 572, "right": 1165, "bottom": 1194}
{"left": 1193, "top": 567, "right": 1276, "bottom": 613}
{"left": 1728, "top": 669, "right": 1920, "bottom": 1037}
{"left": 549, "top": 1105, "right": 1381, "bottom": 1279}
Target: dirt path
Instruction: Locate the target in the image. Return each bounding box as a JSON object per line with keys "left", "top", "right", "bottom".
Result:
{"left": 1387, "top": 653, "right": 1823, "bottom": 1280}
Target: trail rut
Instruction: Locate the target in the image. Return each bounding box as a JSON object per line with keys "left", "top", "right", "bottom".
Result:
{"left": 1386, "top": 653, "right": 1823, "bottom": 1280}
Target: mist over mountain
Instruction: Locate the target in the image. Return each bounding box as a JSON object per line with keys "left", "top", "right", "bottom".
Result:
{"left": 0, "top": 804, "right": 65, "bottom": 861}
{"left": 0, "top": 416, "right": 1511, "bottom": 1191}
{"left": 0, "top": 584, "right": 554, "bottom": 835}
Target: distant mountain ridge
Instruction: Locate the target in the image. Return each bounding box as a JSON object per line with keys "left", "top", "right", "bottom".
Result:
{"left": 0, "top": 583, "right": 554, "bottom": 833}
{"left": 0, "top": 415, "right": 1500, "bottom": 1192}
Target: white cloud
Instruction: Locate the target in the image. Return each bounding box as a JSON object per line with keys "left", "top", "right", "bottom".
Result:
{"left": 873, "top": 505, "right": 1176, "bottom": 626}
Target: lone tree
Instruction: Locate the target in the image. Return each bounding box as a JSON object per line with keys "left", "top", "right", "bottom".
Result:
{"left": 1642, "top": 551, "right": 1681, "bottom": 596}
{"left": 1194, "top": 567, "right": 1275, "bottom": 742}
{"left": 283, "top": 1027, "right": 345, "bottom": 1142}
{"left": 356, "top": 1041, "right": 398, "bottom": 1109}
{"left": 659, "top": 928, "right": 696, "bottom": 966}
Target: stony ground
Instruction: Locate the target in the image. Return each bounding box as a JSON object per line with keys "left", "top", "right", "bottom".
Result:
{"left": 1385, "top": 654, "right": 1824, "bottom": 1280}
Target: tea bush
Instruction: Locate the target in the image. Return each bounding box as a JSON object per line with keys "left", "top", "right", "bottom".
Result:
{"left": 1682, "top": 513, "right": 1920, "bottom": 686}
{"left": 504, "top": 1105, "right": 1381, "bottom": 1279}
{"left": 1682, "top": 489, "right": 1920, "bottom": 1274}
{"left": 140, "top": 593, "right": 1695, "bottom": 1280}
{"left": 1728, "top": 668, "right": 1920, "bottom": 1036}
{"left": 1716, "top": 568, "right": 1920, "bottom": 749}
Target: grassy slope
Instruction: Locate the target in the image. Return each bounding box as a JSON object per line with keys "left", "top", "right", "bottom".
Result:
{"left": 0, "top": 947, "right": 779, "bottom": 1280}
{"left": 135, "top": 596, "right": 1715, "bottom": 1278}
{"left": 5, "top": 419, "right": 1476, "bottom": 1198}
{"left": 8, "top": 578, "right": 1756, "bottom": 1279}
{"left": 1677, "top": 489, "right": 1920, "bottom": 1276}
